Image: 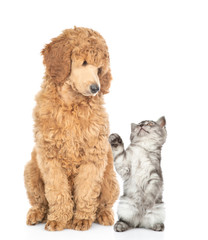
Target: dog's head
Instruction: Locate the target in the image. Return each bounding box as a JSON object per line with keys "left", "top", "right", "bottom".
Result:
{"left": 41, "top": 27, "right": 112, "bottom": 96}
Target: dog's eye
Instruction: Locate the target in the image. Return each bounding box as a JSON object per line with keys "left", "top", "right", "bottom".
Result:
{"left": 82, "top": 60, "right": 88, "bottom": 66}
{"left": 98, "top": 67, "right": 102, "bottom": 75}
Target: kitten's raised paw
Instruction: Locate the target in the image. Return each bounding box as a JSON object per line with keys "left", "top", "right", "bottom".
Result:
{"left": 114, "top": 220, "right": 130, "bottom": 232}
{"left": 152, "top": 223, "right": 165, "bottom": 231}
{"left": 109, "top": 134, "right": 123, "bottom": 148}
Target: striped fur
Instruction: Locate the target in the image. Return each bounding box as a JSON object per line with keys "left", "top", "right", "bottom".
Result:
{"left": 109, "top": 117, "right": 167, "bottom": 232}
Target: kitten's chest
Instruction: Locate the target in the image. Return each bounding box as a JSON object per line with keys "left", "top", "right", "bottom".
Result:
{"left": 127, "top": 149, "right": 153, "bottom": 190}
{"left": 136, "top": 161, "right": 153, "bottom": 188}
{"left": 130, "top": 148, "right": 150, "bottom": 176}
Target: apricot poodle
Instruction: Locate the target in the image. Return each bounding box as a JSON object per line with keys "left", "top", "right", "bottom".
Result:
{"left": 24, "top": 27, "right": 119, "bottom": 231}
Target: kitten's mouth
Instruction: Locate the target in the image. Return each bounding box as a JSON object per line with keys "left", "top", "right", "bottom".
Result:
{"left": 138, "top": 127, "right": 150, "bottom": 135}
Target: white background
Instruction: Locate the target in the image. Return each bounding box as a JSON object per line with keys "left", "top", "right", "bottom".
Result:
{"left": 0, "top": 0, "right": 208, "bottom": 239}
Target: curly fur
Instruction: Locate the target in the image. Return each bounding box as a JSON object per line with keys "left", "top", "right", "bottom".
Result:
{"left": 24, "top": 27, "right": 119, "bottom": 231}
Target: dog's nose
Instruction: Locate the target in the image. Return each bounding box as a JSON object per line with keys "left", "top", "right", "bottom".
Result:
{"left": 90, "top": 84, "right": 100, "bottom": 94}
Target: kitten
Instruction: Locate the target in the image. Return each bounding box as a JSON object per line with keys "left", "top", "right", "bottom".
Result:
{"left": 109, "top": 116, "right": 167, "bottom": 232}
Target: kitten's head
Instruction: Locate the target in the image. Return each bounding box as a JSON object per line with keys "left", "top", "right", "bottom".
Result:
{"left": 130, "top": 116, "right": 167, "bottom": 150}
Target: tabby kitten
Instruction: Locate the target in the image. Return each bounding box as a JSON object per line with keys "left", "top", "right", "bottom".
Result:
{"left": 109, "top": 116, "right": 167, "bottom": 232}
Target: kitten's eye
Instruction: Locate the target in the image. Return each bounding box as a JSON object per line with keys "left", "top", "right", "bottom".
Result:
{"left": 82, "top": 60, "right": 88, "bottom": 66}
{"left": 98, "top": 67, "right": 102, "bottom": 75}
{"left": 148, "top": 122, "right": 154, "bottom": 126}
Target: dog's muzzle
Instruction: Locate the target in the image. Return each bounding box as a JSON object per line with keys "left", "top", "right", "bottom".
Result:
{"left": 90, "top": 84, "right": 100, "bottom": 94}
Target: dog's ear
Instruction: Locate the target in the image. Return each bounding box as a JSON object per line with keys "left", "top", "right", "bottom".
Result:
{"left": 41, "top": 38, "right": 71, "bottom": 85}
{"left": 99, "top": 69, "right": 112, "bottom": 94}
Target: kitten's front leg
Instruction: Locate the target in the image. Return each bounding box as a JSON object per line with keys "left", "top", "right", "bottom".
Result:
{"left": 109, "top": 134, "right": 130, "bottom": 179}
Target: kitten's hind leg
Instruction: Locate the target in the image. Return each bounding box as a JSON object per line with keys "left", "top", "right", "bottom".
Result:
{"left": 139, "top": 203, "right": 165, "bottom": 231}
{"left": 115, "top": 196, "right": 141, "bottom": 232}
{"left": 114, "top": 220, "right": 130, "bottom": 232}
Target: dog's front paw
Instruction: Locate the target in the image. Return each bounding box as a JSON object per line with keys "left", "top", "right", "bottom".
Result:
{"left": 109, "top": 134, "right": 123, "bottom": 148}
{"left": 45, "top": 220, "right": 65, "bottom": 231}
{"left": 96, "top": 208, "right": 114, "bottom": 226}
{"left": 26, "top": 207, "right": 47, "bottom": 225}
{"left": 71, "top": 219, "right": 92, "bottom": 231}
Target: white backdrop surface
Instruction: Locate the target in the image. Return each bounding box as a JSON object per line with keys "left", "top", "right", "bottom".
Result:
{"left": 0, "top": 1, "right": 208, "bottom": 239}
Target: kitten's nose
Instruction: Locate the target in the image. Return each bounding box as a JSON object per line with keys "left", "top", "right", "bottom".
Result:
{"left": 90, "top": 84, "right": 100, "bottom": 94}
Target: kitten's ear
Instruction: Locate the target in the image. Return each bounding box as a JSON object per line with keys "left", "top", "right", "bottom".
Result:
{"left": 131, "top": 123, "right": 137, "bottom": 132}
{"left": 156, "top": 116, "right": 166, "bottom": 128}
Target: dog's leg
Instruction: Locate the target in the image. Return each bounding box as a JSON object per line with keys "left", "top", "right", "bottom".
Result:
{"left": 36, "top": 150, "right": 74, "bottom": 231}
{"left": 96, "top": 149, "right": 120, "bottom": 226}
{"left": 72, "top": 160, "right": 106, "bottom": 231}
{"left": 24, "top": 149, "right": 48, "bottom": 225}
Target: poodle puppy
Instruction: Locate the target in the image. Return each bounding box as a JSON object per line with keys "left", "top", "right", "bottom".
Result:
{"left": 24, "top": 27, "right": 119, "bottom": 231}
